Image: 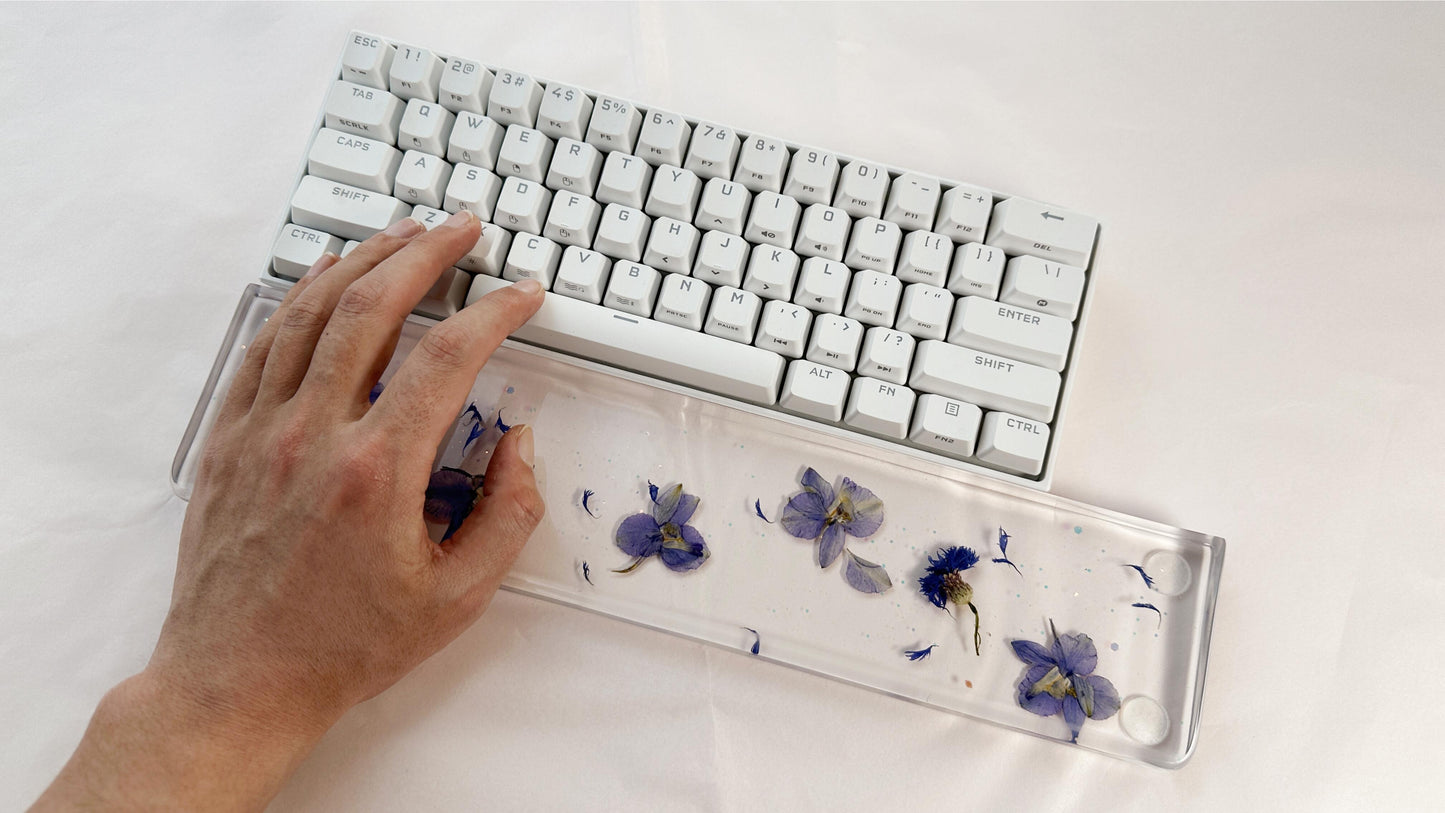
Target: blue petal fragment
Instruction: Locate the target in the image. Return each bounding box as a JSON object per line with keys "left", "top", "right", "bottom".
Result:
{"left": 615, "top": 513, "right": 663, "bottom": 558}
{"left": 754, "top": 499, "right": 774, "bottom": 523}
{"left": 918, "top": 571, "right": 948, "bottom": 609}
{"left": 424, "top": 468, "right": 482, "bottom": 542}
{"left": 1124, "top": 564, "right": 1156, "bottom": 589}
{"left": 993, "top": 555, "right": 1023, "bottom": 577}
{"left": 582, "top": 489, "right": 599, "bottom": 518}
{"left": 744, "top": 627, "right": 760, "bottom": 655}
{"left": 464, "top": 420, "right": 484, "bottom": 452}
{"left": 462, "top": 403, "right": 483, "bottom": 424}
{"left": 998, "top": 527, "right": 1011, "bottom": 555}
{"left": 842, "top": 549, "right": 892, "bottom": 593}
{"left": 817, "top": 522, "right": 846, "bottom": 568}
{"left": 648, "top": 480, "right": 660, "bottom": 504}
{"left": 1133, "top": 602, "right": 1163, "bottom": 628}
{"left": 368, "top": 382, "right": 385, "bottom": 404}
{"left": 582, "top": 561, "right": 593, "bottom": 585}
{"left": 904, "top": 644, "right": 937, "bottom": 661}
{"left": 494, "top": 410, "right": 511, "bottom": 433}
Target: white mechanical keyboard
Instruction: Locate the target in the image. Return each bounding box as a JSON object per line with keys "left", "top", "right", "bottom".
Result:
{"left": 267, "top": 31, "right": 1101, "bottom": 486}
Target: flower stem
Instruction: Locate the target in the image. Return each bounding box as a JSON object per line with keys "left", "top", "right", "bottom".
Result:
{"left": 967, "top": 602, "right": 981, "bottom": 656}
{"left": 612, "top": 557, "right": 646, "bottom": 574}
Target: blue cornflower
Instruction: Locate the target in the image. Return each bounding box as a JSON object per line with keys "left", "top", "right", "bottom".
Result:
{"left": 614, "top": 483, "right": 709, "bottom": 573}
{"left": 424, "top": 467, "right": 485, "bottom": 542}
{"left": 918, "top": 546, "right": 983, "bottom": 655}
{"left": 780, "top": 468, "right": 885, "bottom": 569}
{"left": 1011, "top": 623, "right": 1121, "bottom": 743}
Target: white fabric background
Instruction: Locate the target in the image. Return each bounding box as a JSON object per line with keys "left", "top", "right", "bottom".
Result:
{"left": 2, "top": 2, "right": 1442, "bottom": 810}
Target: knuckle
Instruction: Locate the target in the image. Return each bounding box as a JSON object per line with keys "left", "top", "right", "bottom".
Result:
{"left": 334, "top": 278, "right": 389, "bottom": 319}
{"left": 279, "top": 294, "right": 330, "bottom": 334}
{"left": 416, "top": 325, "right": 473, "bottom": 371}
{"left": 507, "top": 486, "right": 546, "bottom": 529}
{"left": 334, "top": 439, "right": 390, "bottom": 486}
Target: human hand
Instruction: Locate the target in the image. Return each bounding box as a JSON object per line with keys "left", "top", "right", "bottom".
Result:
{"left": 35, "top": 211, "right": 546, "bottom": 811}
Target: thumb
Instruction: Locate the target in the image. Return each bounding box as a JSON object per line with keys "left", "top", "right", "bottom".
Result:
{"left": 440, "top": 424, "right": 545, "bottom": 598}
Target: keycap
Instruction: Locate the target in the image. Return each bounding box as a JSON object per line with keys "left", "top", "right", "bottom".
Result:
{"left": 409, "top": 204, "right": 448, "bottom": 230}
{"left": 858, "top": 327, "right": 915, "bottom": 384}
{"left": 795, "top": 204, "right": 850, "bottom": 261}
{"left": 642, "top": 218, "right": 700, "bottom": 272}
{"left": 947, "top": 296, "right": 1073, "bottom": 371}
{"left": 884, "top": 172, "right": 941, "bottom": 229}
{"left": 638, "top": 110, "right": 691, "bottom": 166}
{"left": 468, "top": 275, "right": 786, "bottom": 405}
{"left": 845, "top": 217, "right": 902, "bottom": 274}
{"left": 493, "top": 176, "right": 552, "bottom": 234}
{"left": 694, "top": 231, "right": 749, "bottom": 287}
{"left": 986, "top": 197, "right": 1098, "bottom": 267}
{"left": 784, "top": 148, "right": 839, "bottom": 205}
{"left": 935, "top": 183, "right": 992, "bottom": 242}
{"left": 908, "top": 394, "right": 983, "bottom": 458}
{"left": 976, "top": 411, "right": 1051, "bottom": 476}
{"left": 805, "top": 314, "right": 863, "bottom": 371}
{"left": 604, "top": 261, "right": 661, "bottom": 316}
{"left": 755, "top": 300, "right": 812, "bottom": 358}
{"left": 446, "top": 112, "right": 504, "bottom": 169}
{"left": 745, "top": 192, "right": 801, "bottom": 248}
{"left": 413, "top": 268, "right": 471, "bottom": 320}
{"left": 307, "top": 128, "right": 402, "bottom": 194}
{"left": 443, "top": 164, "right": 503, "bottom": 218}
{"left": 554, "top": 246, "right": 611, "bottom": 303}
{"left": 585, "top": 96, "right": 643, "bottom": 153}
{"left": 896, "top": 231, "right": 953, "bottom": 286}
{"left": 503, "top": 234, "right": 563, "bottom": 287}
{"left": 645, "top": 165, "right": 703, "bottom": 221}
{"left": 340, "top": 33, "right": 394, "bottom": 90}
{"left": 325, "top": 80, "right": 405, "bottom": 143}
{"left": 843, "top": 270, "right": 901, "bottom": 327}
{"left": 1000, "top": 256, "right": 1086, "bottom": 320}
{"left": 684, "top": 121, "right": 741, "bottom": 180}
{"left": 844, "top": 377, "right": 916, "bottom": 439}
{"left": 744, "top": 245, "right": 799, "bottom": 301}
{"left": 537, "top": 83, "right": 593, "bottom": 141}
{"left": 780, "top": 360, "right": 850, "bottom": 422}
{"left": 290, "top": 176, "right": 410, "bottom": 242}
{"left": 457, "top": 222, "right": 513, "bottom": 276}
{"left": 271, "top": 223, "right": 342, "bottom": 280}
{"left": 696, "top": 178, "right": 750, "bottom": 235}
{"left": 834, "top": 160, "right": 889, "bottom": 219}
{"left": 543, "top": 191, "right": 601, "bottom": 248}
{"left": 704, "top": 286, "right": 763, "bottom": 343}
{"left": 488, "top": 70, "right": 544, "bottom": 127}
{"left": 735, "top": 135, "right": 789, "bottom": 193}
{"left": 388, "top": 45, "right": 443, "bottom": 102}
{"left": 497, "top": 125, "right": 555, "bottom": 183}
{"left": 654, "top": 273, "right": 711, "bottom": 330}
{"left": 947, "top": 242, "right": 1006, "bottom": 299}
{"left": 438, "top": 58, "right": 493, "bottom": 114}
{"left": 594, "top": 204, "right": 650, "bottom": 262}
{"left": 397, "top": 99, "right": 454, "bottom": 155}
{"left": 794, "top": 258, "right": 848, "bottom": 314}
{"left": 545, "top": 138, "right": 603, "bottom": 196}
{"left": 909, "top": 340, "right": 1060, "bottom": 422}
{"left": 896, "top": 284, "right": 953, "bottom": 340}
{"left": 393, "top": 151, "right": 451, "bottom": 208}
{"left": 597, "top": 151, "right": 654, "bottom": 209}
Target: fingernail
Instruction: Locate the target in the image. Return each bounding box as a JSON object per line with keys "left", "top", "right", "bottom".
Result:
{"left": 383, "top": 217, "right": 425, "bottom": 237}
{"left": 442, "top": 209, "right": 476, "bottom": 229}
{"left": 515, "top": 424, "right": 535, "bottom": 466}
{"left": 512, "top": 278, "right": 543, "bottom": 295}
{"left": 301, "top": 252, "right": 339, "bottom": 280}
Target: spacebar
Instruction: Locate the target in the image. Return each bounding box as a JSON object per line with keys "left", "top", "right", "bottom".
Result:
{"left": 466, "top": 276, "right": 786, "bottom": 405}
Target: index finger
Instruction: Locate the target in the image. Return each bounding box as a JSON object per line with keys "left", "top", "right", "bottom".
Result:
{"left": 365, "top": 278, "right": 544, "bottom": 463}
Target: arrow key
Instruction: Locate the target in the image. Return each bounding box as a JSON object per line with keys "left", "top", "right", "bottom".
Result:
{"left": 985, "top": 197, "right": 1098, "bottom": 267}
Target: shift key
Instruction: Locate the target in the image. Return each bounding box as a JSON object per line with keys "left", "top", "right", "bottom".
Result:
{"left": 908, "top": 340, "right": 1060, "bottom": 422}
{"left": 290, "top": 175, "right": 411, "bottom": 242}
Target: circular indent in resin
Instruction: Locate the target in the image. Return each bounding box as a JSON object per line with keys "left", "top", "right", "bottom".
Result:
{"left": 1119, "top": 695, "right": 1169, "bottom": 745}
{"left": 1143, "top": 550, "right": 1191, "bottom": 596}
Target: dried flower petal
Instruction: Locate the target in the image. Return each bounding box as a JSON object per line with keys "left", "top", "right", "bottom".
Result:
{"left": 616, "top": 513, "right": 664, "bottom": 558}
{"left": 904, "top": 645, "right": 937, "bottom": 661}
{"left": 582, "top": 489, "right": 599, "bottom": 518}
{"left": 842, "top": 550, "right": 892, "bottom": 593}
{"left": 1124, "top": 564, "right": 1155, "bottom": 589}
{"left": 754, "top": 499, "right": 773, "bottom": 524}
{"left": 1133, "top": 602, "right": 1162, "bottom": 628}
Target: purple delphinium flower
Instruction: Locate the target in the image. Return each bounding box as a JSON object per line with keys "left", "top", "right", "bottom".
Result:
{"left": 424, "top": 467, "right": 485, "bottom": 542}
{"left": 613, "top": 483, "right": 709, "bottom": 574}
{"left": 918, "top": 546, "right": 983, "bottom": 655}
{"left": 780, "top": 468, "right": 884, "bottom": 569}
{"left": 1011, "top": 623, "right": 1121, "bottom": 743}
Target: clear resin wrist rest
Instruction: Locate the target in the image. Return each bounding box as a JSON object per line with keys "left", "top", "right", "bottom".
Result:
{"left": 173, "top": 284, "right": 1224, "bottom": 768}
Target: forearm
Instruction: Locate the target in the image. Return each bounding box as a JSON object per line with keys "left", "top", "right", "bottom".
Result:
{"left": 32, "top": 669, "right": 325, "bottom": 812}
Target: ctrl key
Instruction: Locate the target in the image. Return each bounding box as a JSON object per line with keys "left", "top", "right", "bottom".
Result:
{"left": 975, "top": 411, "right": 1051, "bottom": 476}
{"left": 271, "top": 224, "right": 342, "bottom": 280}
